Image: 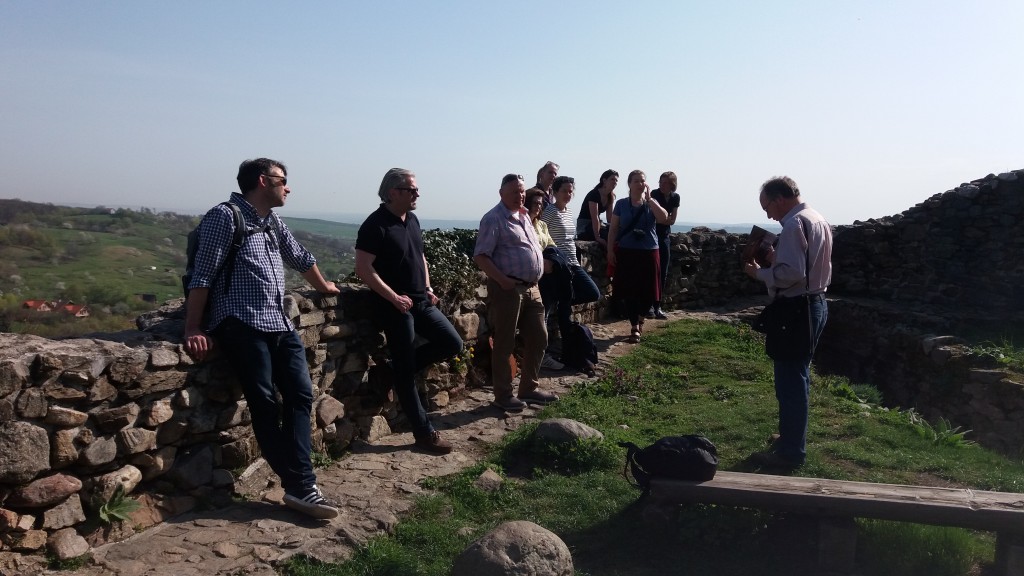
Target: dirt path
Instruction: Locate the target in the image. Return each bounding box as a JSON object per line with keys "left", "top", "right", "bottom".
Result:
{"left": 29, "top": 310, "right": 739, "bottom": 576}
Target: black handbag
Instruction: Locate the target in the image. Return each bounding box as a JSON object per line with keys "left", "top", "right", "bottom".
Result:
{"left": 752, "top": 295, "right": 812, "bottom": 360}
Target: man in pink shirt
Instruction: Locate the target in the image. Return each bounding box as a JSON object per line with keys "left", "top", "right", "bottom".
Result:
{"left": 474, "top": 174, "right": 559, "bottom": 412}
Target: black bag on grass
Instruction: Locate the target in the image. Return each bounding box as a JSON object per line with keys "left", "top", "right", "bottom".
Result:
{"left": 618, "top": 435, "right": 719, "bottom": 490}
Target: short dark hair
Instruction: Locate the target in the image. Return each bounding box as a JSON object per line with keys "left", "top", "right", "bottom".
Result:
{"left": 552, "top": 176, "right": 575, "bottom": 193}
{"left": 237, "top": 158, "right": 286, "bottom": 194}
{"left": 760, "top": 176, "right": 800, "bottom": 201}
{"left": 660, "top": 171, "right": 678, "bottom": 193}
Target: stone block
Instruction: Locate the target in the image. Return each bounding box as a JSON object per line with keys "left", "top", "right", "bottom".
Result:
{"left": 15, "top": 388, "right": 47, "bottom": 419}
{"left": 42, "top": 495, "right": 86, "bottom": 530}
{"left": 0, "top": 421, "right": 49, "bottom": 484}
{"left": 315, "top": 396, "right": 345, "bottom": 428}
{"left": 79, "top": 435, "right": 117, "bottom": 467}
{"left": 47, "top": 527, "right": 90, "bottom": 561}
{"left": 166, "top": 445, "right": 214, "bottom": 490}
{"left": 87, "top": 376, "right": 118, "bottom": 403}
{"left": 93, "top": 403, "right": 141, "bottom": 433}
{"left": 46, "top": 429, "right": 78, "bottom": 469}
{"left": 7, "top": 473, "right": 82, "bottom": 508}
{"left": 0, "top": 360, "right": 29, "bottom": 397}
{"left": 149, "top": 348, "right": 180, "bottom": 369}
{"left": 118, "top": 428, "right": 158, "bottom": 455}
{"left": 142, "top": 397, "right": 175, "bottom": 427}
{"left": 107, "top": 349, "right": 149, "bottom": 385}
{"left": 90, "top": 465, "right": 143, "bottom": 501}
{"left": 44, "top": 406, "right": 89, "bottom": 428}
{"left": 216, "top": 401, "right": 249, "bottom": 429}
{"left": 3, "top": 530, "right": 47, "bottom": 552}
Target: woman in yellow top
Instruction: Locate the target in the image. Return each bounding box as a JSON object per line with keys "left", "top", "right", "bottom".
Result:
{"left": 526, "top": 189, "right": 555, "bottom": 250}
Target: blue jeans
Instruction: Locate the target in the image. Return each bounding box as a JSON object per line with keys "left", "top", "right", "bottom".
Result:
{"left": 214, "top": 316, "right": 315, "bottom": 495}
{"left": 772, "top": 295, "right": 828, "bottom": 464}
{"left": 546, "top": 265, "right": 601, "bottom": 337}
{"left": 656, "top": 235, "right": 670, "bottom": 306}
{"left": 375, "top": 297, "right": 463, "bottom": 440}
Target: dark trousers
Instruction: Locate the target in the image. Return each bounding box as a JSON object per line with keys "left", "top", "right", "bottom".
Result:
{"left": 544, "top": 265, "right": 601, "bottom": 342}
{"left": 214, "top": 317, "right": 315, "bottom": 495}
{"left": 656, "top": 236, "right": 670, "bottom": 306}
{"left": 773, "top": 295, "right": 828, "bottom": 464}
{"left": 375, "top": 297, "right": 463, "bottom": 440}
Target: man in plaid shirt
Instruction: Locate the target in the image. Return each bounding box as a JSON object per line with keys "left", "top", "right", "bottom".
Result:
{"left": 184, "top": 158, "right": 341, "bottom": 519}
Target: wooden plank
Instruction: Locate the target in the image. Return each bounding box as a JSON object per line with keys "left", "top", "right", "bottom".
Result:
{"left": 648, "top": 472, "right": 1024, "bottom": 533}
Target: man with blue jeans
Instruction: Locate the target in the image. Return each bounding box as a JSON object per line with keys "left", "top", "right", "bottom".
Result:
{"left": 184, "top": 158, "right": 341, "bottom": 519}
{"left": 744, "top": 176, "right": 833, "bottom": 468}
{"left": 355, "top": 168, "right": 463, "bottom": 455}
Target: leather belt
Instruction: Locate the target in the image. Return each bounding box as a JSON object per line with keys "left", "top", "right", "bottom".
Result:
{"left": 507, "top": 276, "right": 538, "bottom": 288}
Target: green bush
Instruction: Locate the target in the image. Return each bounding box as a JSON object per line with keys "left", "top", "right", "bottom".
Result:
{"left": 421, "top": 228, "right": 479, "bottom": 316}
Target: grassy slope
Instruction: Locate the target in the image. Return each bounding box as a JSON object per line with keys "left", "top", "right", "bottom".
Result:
{"left": 285, "top": 319, "right": 1024, "bottom": 576}
{"left": 0, "top": 201, "right": 358, "bottom": 305}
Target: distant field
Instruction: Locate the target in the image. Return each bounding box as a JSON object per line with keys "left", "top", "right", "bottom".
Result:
{"left": 0, "top": 200, "right": 356, "bottom": 309}
{"left": 281, "top": 217, "right": 360, "bottom": 240}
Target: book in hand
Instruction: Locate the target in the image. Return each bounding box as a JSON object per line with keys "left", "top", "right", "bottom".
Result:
{"left": 742, "top": 225, "right": 777, "bottom": 267}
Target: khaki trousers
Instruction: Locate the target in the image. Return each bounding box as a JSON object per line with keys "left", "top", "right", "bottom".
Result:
{"left": 486, "top": 279, "right": 547, "bottom": 399}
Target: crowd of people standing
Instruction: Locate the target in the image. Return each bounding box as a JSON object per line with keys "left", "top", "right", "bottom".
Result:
{"left": 183, "top": 158, "right": 831, "bottom": 522}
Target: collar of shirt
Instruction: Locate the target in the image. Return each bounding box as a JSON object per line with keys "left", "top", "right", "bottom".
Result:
{"left": 779, "top": 202, "right": 808, "bottom": 226}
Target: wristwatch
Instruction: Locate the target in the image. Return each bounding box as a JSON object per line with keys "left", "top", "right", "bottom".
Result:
{"left": 425, "top": 286, "right": 434, "bottom": 294}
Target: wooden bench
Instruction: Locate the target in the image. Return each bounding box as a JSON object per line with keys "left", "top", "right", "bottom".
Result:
{"left": 647, "top": 472, "right": 1024, "bottom": 576}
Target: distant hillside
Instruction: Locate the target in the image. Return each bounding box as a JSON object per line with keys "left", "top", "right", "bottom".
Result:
{"left": 0, "top": 199, "right": 356, "bottom": 308}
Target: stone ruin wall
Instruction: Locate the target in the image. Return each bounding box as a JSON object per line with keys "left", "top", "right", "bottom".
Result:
{"left": 816, "top": 169, "right": 1024, "bottom": 455}
{"left": 0, "top": 169, "right": 1022, "bottom": 559}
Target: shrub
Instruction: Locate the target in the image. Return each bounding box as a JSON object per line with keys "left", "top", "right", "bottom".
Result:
{"left": 422, "top": 228, "right": 480, "bottom": 316}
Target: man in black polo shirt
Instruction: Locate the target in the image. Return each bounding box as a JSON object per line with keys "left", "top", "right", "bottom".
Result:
{"left": 355, "top": 168, "right": 463, "bottom": 454}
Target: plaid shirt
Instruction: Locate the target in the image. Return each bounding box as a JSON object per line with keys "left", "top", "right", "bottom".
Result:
{"left": 188, "top": 193, "right": 316, "bottom": 332}
{"left": 474, "top": 202, "right": 544, "bottom": 283}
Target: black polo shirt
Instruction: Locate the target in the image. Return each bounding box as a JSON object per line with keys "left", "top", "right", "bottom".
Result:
{"left": 356, "top": 204, "right": 427, "bottom": 298}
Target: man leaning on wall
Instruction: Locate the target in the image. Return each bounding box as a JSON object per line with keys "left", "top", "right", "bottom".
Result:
{"left": 184, "top": 158, "right": 341, "bottom": 519}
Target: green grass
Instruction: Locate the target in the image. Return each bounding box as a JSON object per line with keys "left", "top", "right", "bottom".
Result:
{"left": 282, "top": 319, "right": 1024, "bottom": 576}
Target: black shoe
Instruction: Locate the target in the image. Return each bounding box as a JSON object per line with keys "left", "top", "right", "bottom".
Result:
{"left": 644, "top": 307, "right": 656, "bottom": 319}
{"left": 653, "top": 308, "right": 668, "bottom": 320}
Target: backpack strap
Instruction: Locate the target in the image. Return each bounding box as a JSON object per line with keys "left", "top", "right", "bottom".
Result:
{"left": 617, "top": 441, "right": 651, "bottom": 491}
{"left": 219, "top": 202, "right": 269, "bottom": 294}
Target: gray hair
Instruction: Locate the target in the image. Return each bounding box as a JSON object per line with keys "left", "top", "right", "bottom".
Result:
{"left": 378, "top": 168, "right": 415, "bottom": 203}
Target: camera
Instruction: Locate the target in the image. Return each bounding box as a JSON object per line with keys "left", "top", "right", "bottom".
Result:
{"left": 631, "top": 229, "right": 647, "bottom": 239}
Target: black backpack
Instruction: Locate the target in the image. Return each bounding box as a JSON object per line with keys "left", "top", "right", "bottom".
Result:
{"left": 618, "top": 435, "right": 719, "bottom": 491}
{"left": 181, "top": 201, "right": 268, "bottom": 297}
{"left": 561, "top": 321, "right": 597, "bottom": 376}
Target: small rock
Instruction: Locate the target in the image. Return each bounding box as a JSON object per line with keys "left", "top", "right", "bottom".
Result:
{"left": 47, "top": 527, "right": 90, "bottom": 560}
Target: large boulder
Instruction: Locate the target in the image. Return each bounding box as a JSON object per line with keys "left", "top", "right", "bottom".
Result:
{"left": 534, "top": 418, "right": 604, "bottom": 445}
{"left": 452, "top": 520, "right": 573, "bottom": 576}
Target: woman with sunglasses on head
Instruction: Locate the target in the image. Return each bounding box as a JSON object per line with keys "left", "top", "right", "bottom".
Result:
{"left": 576, "top": 169, "right": 618, "bottom": 247}
{"left": 607, "top": 170, "right": 670, "bottom": 343}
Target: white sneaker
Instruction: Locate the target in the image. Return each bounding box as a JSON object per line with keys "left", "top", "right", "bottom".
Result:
{"left": 541, "top": 353, "right": 565, "bottom": 370}
{"left": 283, "top": 485, "right": 340, "bottom": 519}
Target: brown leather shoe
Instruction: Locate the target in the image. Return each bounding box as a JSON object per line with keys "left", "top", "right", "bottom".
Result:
{"left": 414, "top": 431, "right": 453, "bottom": 455}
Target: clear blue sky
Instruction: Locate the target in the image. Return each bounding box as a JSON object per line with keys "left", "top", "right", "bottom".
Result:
{"left": 2, "top": 1, "right": 1021, "bottom": 226}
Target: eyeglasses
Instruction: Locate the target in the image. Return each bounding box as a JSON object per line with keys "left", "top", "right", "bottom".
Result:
{"left": 394, "top": 187, "right": 420, "bottom": 195}
{"left": 501, "top": 174, "right": 524, "bottom": 186}
{"left": 262, "top": 174, "right": 287, "bottom": 186}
